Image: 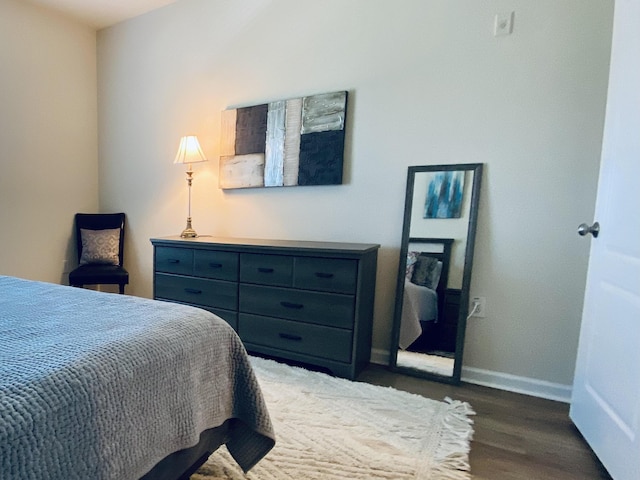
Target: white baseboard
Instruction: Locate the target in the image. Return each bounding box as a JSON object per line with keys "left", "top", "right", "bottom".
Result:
{"left": 370, "top": 349, "right": 572, "bottom": 403}
{"left": 460, "top": 367, "right": 572, "bottom": 403}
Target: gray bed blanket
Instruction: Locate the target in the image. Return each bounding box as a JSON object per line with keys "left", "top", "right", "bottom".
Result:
{"left": 0, "top": 275, "right": 274, "bottom": 479}
{"left": 399, "top": 279, "right": 438, "bottom": 350}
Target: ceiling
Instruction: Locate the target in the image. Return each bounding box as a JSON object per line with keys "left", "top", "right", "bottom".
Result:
{"left": 27, "top": 0, "right": 178, "bottom": 29}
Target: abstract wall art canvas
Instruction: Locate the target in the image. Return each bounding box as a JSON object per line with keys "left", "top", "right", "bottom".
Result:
{"left": 423, "top": 171, "right": 466, "bottom": 219}
{"left": 219, "top": 91, "right": 347, "bottom": 189}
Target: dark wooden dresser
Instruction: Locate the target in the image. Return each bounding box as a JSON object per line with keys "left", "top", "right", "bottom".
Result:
{"left": 150, "top": 236, "right": 379, "bottom": 379}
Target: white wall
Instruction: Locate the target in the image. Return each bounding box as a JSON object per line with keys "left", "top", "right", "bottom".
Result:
{"left": 0, "top": 0, "right": 98, "bottom": 284}
{"left": 97, "top": 0, "right": 613, "bottom": 388}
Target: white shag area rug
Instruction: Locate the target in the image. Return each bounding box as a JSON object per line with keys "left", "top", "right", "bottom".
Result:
{"left": 192, "top": 356, "right": 474, "bottom": 480}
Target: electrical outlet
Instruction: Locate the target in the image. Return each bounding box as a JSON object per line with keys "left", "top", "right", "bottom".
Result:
{"left": 470, "top": 296, "right": 486, "bottom": 318}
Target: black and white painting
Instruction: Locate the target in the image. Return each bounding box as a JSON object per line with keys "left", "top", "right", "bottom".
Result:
{"left": 219, "top": 91, "right": 347, "bottom": 189}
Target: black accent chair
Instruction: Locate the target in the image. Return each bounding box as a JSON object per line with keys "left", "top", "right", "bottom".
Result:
{"left": 69, "top": 213, "right": 129, "bottom": 294}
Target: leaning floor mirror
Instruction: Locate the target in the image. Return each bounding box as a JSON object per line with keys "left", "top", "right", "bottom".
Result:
{"left": 390, "top": 163, "right": 483, "bottom": 384}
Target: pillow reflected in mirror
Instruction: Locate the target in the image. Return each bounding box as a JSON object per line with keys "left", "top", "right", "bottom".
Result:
{"left": 411, "top": 254, "right": 442, "bottom": 290}
{"left": 406, "top": 251, "right": 419, "bottom": 279}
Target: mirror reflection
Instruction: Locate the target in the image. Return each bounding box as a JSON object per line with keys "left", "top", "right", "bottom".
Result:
{"left": 391, "top": 164, "right": 483, "bottom": 383}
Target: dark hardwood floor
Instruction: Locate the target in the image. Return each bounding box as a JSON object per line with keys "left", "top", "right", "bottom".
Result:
{"left": 356, "top": 364, "right": 613, "bottom": 480}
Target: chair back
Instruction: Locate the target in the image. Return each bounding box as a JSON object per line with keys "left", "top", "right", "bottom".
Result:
{"left": 75, "top": 213, "right": 126, "bottom": 266}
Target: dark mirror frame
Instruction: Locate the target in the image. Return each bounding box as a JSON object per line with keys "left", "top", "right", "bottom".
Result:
{"left": 390, "top": 163, "right": 483, "bottom": 384}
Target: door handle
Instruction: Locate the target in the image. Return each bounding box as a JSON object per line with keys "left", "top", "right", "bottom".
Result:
{"left": 578, "top": 222, "right": 600, "bottom": 238}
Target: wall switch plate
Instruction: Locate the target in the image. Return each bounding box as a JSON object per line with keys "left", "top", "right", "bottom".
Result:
{"left": 494, "top": 12, "right": 514, "bottom": 37}
{"left": 471, "top": 296, "right": 486, "bottom": 318}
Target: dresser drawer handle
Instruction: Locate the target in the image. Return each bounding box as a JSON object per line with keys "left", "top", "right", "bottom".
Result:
{"left": 184, "top": 288, "right": 202, "bottom": 295}
{"left": 280, "top": 301, "right": 304, "bottom": 310}
{"left": 209, "top": 262, "right": 223, "bottom": 269}
{"left": 258, "top": 267, "right": 274, "bottom": 273}
{"left": 168, "top": 259, "right": 180, "bottom": 264}
{"left": 279, "top": 332, "right": 302, "bottom": 341}
{"left": 315, "top": 272, "right": 334, "bottom": 279}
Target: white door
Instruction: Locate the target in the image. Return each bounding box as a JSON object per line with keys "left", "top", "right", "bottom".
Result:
{"left": 569, "top": 1, "right": 640, "bottom": 479}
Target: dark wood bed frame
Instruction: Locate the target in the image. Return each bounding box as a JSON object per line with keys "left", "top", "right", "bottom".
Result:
{"left": 141, "top": 421, "right": 231, "bottom": 480}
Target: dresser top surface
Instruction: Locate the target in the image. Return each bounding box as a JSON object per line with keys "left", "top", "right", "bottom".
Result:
{"left": 151, "top": 236, "right": 380, "bottom": 254}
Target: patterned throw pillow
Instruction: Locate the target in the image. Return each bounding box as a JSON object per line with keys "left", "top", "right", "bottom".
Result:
{"left": 79, "top": 228, "right": 121, "bottom": 266}
{"left": 406, "top": 251, "right": 419, "bottom": 279}
{"left": 411, "top": 254, "right": 443, "bottom": 290}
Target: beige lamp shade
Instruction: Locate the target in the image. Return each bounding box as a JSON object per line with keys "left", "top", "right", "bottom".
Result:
{"left": 174, "top": 135, "right": 208, "bottom": 165}
{"left": 174, "top": 135, "right": 207, "bottom": 238}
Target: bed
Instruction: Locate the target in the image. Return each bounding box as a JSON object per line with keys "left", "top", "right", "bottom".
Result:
{"left": 0, "top": 275, "right": 275, "bottom": 480}
{"left": 398, "top": 238, "right": 452, "bottom": 350}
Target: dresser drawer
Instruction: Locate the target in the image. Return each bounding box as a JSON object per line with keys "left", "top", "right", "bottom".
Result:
{"left": 194, "top": 250, "right": 238, "bottom": 281}
{"left": 239, "top": 284, "right": 354, "bottom": 329}
{"left": 239, "top": 313, "right": 352, "bottom": 363}
{"left": 240, "top": 253, "right": 293, "bottom": 286}
{"left": 294, "top": 257, "right": 357, "bottom": 294}
{"left": 155, "top": 273, "right": 237, "bottom": 311}
{"left": 155, "top": 247, "right": 193, "bottom": 275}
